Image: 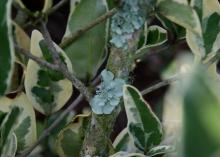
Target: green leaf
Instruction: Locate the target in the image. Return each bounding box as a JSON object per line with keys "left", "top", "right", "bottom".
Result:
{"left": 56, "top": 113, "right": 90, "bottom": 157}
{"left": 157, "top": 0, "right": 201, "bottom": 35}
{"left": 63, "top": 0, "right": 108, "bottom": 80}
{"left": 1, "top": 133, "right": 17, "bottom": 157}
{"left": 147, "top": 145, "right": 175, "bottom": 157}
{"left": 0, "top": 0, "right": 15, "bottom": 95}
{"left": 25, "top": 30, "right": 73, "bottom": 115}
{"left": 181, "top": 66, "right": 220, "bottom": 157}
{"left": 123, "top": 85, "right": 163, "bottom": 152}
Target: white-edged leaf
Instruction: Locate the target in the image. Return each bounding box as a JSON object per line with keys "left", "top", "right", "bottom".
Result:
{"left": 110, "top": 152, "right": 147, "bottom": 157}
{"left": 0, "top": 93, "right": 37, "bottom": 152}
{"left": 1, "top": 133, "right": 17, "bottom": 157}
{"left": 146, "top": 25, "right": 168, "bottom": 46}
{"left": 147, "top": 145, "right": 175, "bottom": 156}
{"left": 186, "top": 31, "right": 205, "bottom": 61}
{"left": 25, "top": 30, "right": 73, "bottom": 115}
{"left": 0, "top": 0, "right": 15, "bottom": 95}
{"left": 56, "top": 112, "right": 90, "bottom": 157}
{"left": 187, "top": 0, "right": 220, "bottom": 60}
{"left": 157, "top": 0, "right": 201, "bottom": 35}
{"left": 123, "top": 85, "right": 163, "bottom": 152}
{"left": 113, "top": 128, "right": 137, "bottom": 153}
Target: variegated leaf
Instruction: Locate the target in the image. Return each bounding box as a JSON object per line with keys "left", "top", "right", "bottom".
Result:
{"left": 157, "top": 0, "right": 201, "bottom": 35}
{"left": 156, "top": 15, "right": 186, "bottom": 40}
{"left": 147, "top": 145, "right": 175, "bottom": 157}
{"left": 0, "top": 93, "right": 37, "bottom": 152}
{"left": 135, "top": 25, "right": 168, "bottom": 59}
{"left": 25, "top": 30, "right": 73, "bottom": 115}
{"left": 109, "top": 152, "right": 147, "bottom": 157}
{"left": 146, "top": 25, "right": 167, "bottom": 46}
{"left": 0, "top": 106, "right": 20, "bottom": 154}
{"left": 62, "top": 0, "right": 108, "bottom": 80}
{"left": 113, "top": 128, "right": 137, "bottom": 153}
{"left": 123, "top": 85, "right": 163, "bottom": 152}
{"left": 187, "top": 0, "right": 220, "bottom": 61}
{"left": 1, "top": 133, "right": 17, "bottom": 157}
{"left": 0, "top": 0, "right": 15, "bottom": 95}
{"left": 56, "top": 113, "right": 90, "bottom": 157}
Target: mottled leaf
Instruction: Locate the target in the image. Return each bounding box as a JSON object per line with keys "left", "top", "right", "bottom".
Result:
{"left": 147, "top": 145, "right": 175, "bottom": 157}
{"left": 113, "top": 128, "right": 137, "bottom": 153}
{"left": 146, "top": 25, "right": 167, "bottom": 46}
{"left": 0, "top": 0, "right": 15, "bottom": 95}
{"left": 25, "top": 30, "right": 73, "bottom": 115}
{"left": 110, "top": 152, "right": 147, "bottom": 157}
{"left": 0, "top": 107, "right": 20, "bottom": 147}
{"left": 157, "top": 0, "right": 201, "bottom": 35}
{"left": 56, "top": 113, "right": 90, "bottom": 157}
{"left": 156, "top": 15, "right": 186, "bottom": 39}
{"left": 63, "top": 0, "right": 108, "bottom": 80}
{"left": 187, "top": 0, "right": 220, "bottom": 60}
{"left": 123, "top": 85, "right": 163, "bottom": 152}
{"left": 135, "top": 25, "right": 168, "bottom": 59}
{"left": 1, "top": 133, "right": 17, "bottom": 157}
{"left": 0, "top": 93, "right": 37, "bottom": 151}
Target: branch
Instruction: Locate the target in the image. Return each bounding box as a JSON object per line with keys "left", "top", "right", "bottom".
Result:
{"left": 60, "top": 8, "right": 117, "bottom": 48}
{"left": 17, "top": 94, "right": 84, "bottom": 157}
{"left": 141, "top": 75, "right": 180, "bottom": 95}
{"left": 40, "top": 22, "right": 91, "bottom": 101}
{"left": 15, "top": 45, "right": 59, "bottom": 71}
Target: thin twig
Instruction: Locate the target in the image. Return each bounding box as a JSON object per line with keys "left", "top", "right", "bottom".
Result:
{"left": 17, "top": 94, "right": 84, "bottom": 157}
{"left": 60, "top": 8, "right": 118, "bottom": 48}
{"left": 47, "top": 0, "right": 70, "bottom": 15}
{"left": 41, "top": 22, "right": 91, "bottom": 101}
{"left": 15, "top": 45, "right": 59, "bottom": 70}
{"left": 41, "top": 22, "right": 62, "bottom": 64}
{"left": 141, "top": 75, "right": 180, "bottom": 95}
